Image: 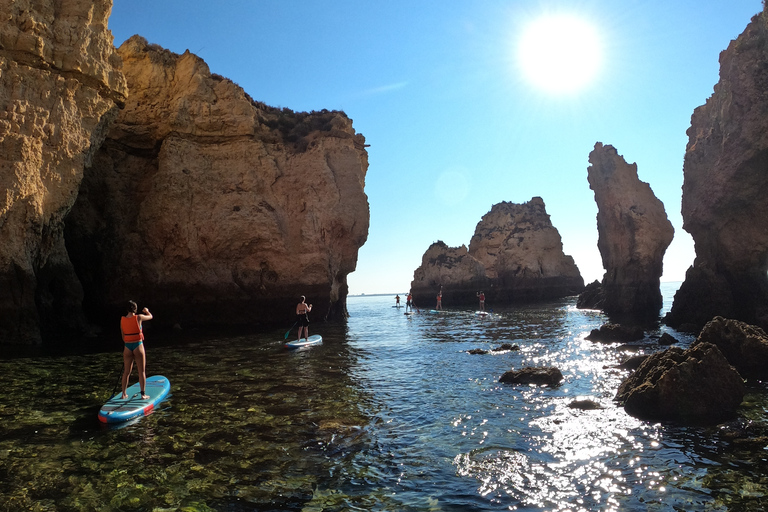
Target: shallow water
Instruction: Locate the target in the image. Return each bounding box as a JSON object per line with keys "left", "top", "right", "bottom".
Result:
{"left": 2, "top": 283, "right": 768, "bottom": 511}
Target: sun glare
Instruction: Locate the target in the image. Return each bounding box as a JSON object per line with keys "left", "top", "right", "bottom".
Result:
{"left": 517, "top": 14, "right": 602, "bottom": 95}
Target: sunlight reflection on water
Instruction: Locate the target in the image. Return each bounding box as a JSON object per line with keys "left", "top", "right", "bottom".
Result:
{"left": 2, "top": 285, "right": 768, "bottom": 510}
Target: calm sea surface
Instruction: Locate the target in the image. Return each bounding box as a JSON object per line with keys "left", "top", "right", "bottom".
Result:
{"left": 2, "top": 283, "right": 768, "bottom": 511}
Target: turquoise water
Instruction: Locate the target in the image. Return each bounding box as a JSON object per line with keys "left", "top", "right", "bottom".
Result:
{"left": 1, "top": 283, "right": 768, "bottom": 511}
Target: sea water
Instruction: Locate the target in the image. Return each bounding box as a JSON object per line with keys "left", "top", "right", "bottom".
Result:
{"left": 1, "top": 282, "right": 768, "bottom": 511}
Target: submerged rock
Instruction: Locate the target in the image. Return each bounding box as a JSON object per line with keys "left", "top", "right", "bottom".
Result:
{"left": 667, "top": 7, "right": 768, "bottom": 331}
{"left": 694, "top": 316, "right": 768, "bottom": 380}
{"left": 499, "top": 367, "right": 563, "bottom": 387}
{"left": 615, "top": 343, "right": 745, "bottom": 424}
{"left": 586, "top": 143, "right": 674, "bottom": 320}
{"left": 568, "top": 399, "right": 604, "bottom": 410}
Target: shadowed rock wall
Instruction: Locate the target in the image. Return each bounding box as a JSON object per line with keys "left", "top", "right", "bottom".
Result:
{"left": 666, "top": 7, "right": 768, "bottom": 330}
{"left": 65, "top": 36, "right": 369, "bottom": 332}
{"left": 0, "top": 0, "right": 127, "bottom": 344}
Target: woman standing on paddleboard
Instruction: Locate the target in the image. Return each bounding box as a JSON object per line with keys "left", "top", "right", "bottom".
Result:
{"left": 296, "top": 296, "right": 313, "bottom": 342}
{"left": 120, "top": 300, "right": 153, "bottom": 399}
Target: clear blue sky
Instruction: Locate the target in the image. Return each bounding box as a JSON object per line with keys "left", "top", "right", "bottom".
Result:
{"left": 109, "top": 0, "right": 762, "bottom": 295}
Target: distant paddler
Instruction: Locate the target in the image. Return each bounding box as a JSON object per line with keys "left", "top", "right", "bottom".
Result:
{"left": 296, "top": 296, "right": 313, "bottom": 342}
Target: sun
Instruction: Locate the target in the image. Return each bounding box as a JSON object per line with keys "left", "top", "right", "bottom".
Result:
{"left": 517, "top": 14, "right": 602, "bottom": 95}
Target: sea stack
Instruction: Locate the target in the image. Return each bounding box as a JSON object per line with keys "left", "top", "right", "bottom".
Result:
{"left": 666, "top": 7, "right": 768, "bottom": 331}
{"left": 65, "top": 36, "right": 370, "bottom": 333}
{"left": 585, "top": 143, "right": 674, "bottom": 320}
{"left": 411, "top": 197, "right": 583, "bottom": 306}
{"left": 0, "top": 1, "right": 127, "bottom": 344}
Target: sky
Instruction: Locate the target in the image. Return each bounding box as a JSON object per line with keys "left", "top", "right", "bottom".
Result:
{"left": 109, "top": 0, "right": 763, "bottom": 296}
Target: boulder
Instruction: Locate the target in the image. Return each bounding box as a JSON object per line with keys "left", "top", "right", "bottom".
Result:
{"left": 0, "top": 0, "right": 127, "bottom": 344}
{"left": 568, "top": 399, "right": 604, "bottom": 410}
{"left": 586, "top": 143, "right": 674, "bottom": 320}
{"left": 667, "top": 7, "right": 768, "bottom": 331}
{"left": 695, "top": 316, "right": 768, "bottom": 380}
{"left": 499, "top": 367, "right": 563, "bottom": 387}
{"left": 658, "top": 333, "right": 678, "bottom": 345}
{"left": 576, "top": 280, "right": 605, "bottom": 310}
{"left": 585, "top": 323, "right": 644, "bottom": 343}
{"left": 615, "top": 343, "right": 745, "bottom": 424}
{"left": 64, "top": 36, "right": 369, "bottom": 332}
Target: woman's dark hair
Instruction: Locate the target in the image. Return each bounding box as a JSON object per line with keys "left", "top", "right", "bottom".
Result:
{"left": 127, "top": 300, "right": 138, "bottom": 314}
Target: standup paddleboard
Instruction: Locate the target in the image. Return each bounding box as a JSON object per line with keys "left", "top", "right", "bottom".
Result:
{"left": 98, "top": 375, "right": 170, "bottom": 424}
{"left": 475, "top": 311, "right": 490, "bottom": 317}
{"left": 285, "top": 334, "right": 323, "bottom": 349}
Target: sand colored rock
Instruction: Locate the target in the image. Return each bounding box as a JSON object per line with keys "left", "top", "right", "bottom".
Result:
{"left": 410, "top": 242, "right": 488, "bottom": 307}
{"left": 65, "top": 36, "right": 369, "bottom": 330}
{"left": 667, "top": 7, "right": 768, "bottom": 330}
{"left": 586, "top": 143, "right": 674, "bottom": 320}
{"left": 410, "top": 198, "right": 583, "bottom": 306}
{"left": 0, "top": 0, "right": 127, "bottom": 344}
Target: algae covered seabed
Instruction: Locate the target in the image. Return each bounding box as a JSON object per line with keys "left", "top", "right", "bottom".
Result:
{"left": 2, "top": 286, "right": 768, "bottom": 511}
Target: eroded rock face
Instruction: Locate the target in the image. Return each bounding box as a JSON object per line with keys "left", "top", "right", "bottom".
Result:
{"left": 0, "top": 0, "right": 127, "bottom": 344}
{"left": 615, "top": 343, "right": 744, "bottom": 424}
{"left": 411, "top": 198, "right": 583, "bottom": 307}
{"left": 586, "top": 143, "right": 674, "bottom": 320}
{"left": 65, "top": 36, "right": 369, "bottom": 331}
{"left": 410, "top": 242, "right": 487, "bottom": 307}
{"left": 667, "top": 8, "right": 768, "bottom": 330}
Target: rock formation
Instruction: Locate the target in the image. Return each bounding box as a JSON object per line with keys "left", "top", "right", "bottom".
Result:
{"left": 584, "top": 143, "right": 674, "bottom": 320}
{"left": 0, "top": 0, "right": 127, "bottom": 344}
{"left": 499, "top": 366, "right": 563, "bottom": 387}
{"left": 410, "top": 242, "right": 488, "bottom": 307}
{"left": 695, "top": 316, "right": 768, "bottom": 380}
{"left": 65, "top": 36, "right": 369, "bottom": 333}
{"left": 615, "top": 343, "right": 744, "bottom": 424}
{"left": 411, "top": 198, "right": 583, "bottom": 306}
{"left": 666, "top": 7, "right": 768, "bottom": 331}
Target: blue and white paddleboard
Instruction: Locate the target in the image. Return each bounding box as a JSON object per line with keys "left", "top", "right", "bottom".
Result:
{"left": 98, "top": 375, "right": 170, "bottom": 424}
{"left": 285, "top": 334, "right": 323, "bottom": 349}
{"left": 475, "top": 310, "right": 490, "bottom": 317}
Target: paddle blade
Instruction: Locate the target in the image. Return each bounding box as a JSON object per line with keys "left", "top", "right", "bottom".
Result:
{"left": 284, "top": 322, "right": 296, "bottom": 339}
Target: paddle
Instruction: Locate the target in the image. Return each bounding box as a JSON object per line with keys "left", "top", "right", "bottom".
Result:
{"left": 284, "top": 322, "right": 297, "bottom": 339}
{"left": 108, "top": 362, "right": 123, "bottom": 400}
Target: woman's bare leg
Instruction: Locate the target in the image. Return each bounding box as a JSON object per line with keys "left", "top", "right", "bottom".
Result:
{"left": 121, "top": 347, "right": 135, "bottom": 398}
{"left": 133, "top": 344, "right": 149, "bottom": 399}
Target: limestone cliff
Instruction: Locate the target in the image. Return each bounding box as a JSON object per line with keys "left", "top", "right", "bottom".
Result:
{"left": 585, "top": 143, "right": 674, "bottom": 320}
{"left": 0, "top": 0, "right": 127, "bottom": 344}
{"left": 65, "top": 36, "right": 369, "bottom": 331}
{"left": 411, "top": 198, "right": 583, "bottom": 306}
{"left": 410, "top": 242, "right": 488, "bottom": 307}
{"left": 666, "top": 7, "right": 768, "bottom": 330}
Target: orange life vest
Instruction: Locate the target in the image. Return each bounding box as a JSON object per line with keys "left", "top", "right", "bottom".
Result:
{"left": 121, "top": 315, "right": 144, "bottom": 342}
